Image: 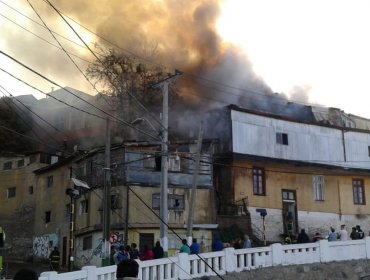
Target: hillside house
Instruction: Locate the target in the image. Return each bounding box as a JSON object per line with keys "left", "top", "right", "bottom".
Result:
{"left": 215, "top": 105, "right": 370, "bottom": 243}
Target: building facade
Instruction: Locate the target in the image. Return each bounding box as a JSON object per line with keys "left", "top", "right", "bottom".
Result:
{"left": 215, "top": 105, "right": 370, "bottom": 243}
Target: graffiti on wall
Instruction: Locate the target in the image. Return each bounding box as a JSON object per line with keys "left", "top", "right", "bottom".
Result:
{"left": 75, "top": 232, "right": 124, "bottom": 266}
{"left": 33, "top": 236, "right": 50, "bottom": 258}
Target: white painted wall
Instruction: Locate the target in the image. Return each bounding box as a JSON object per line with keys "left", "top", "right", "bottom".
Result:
{"left": 231, "top": 110, "right": 370, "bottom": 169}
{"left": 249, "top": 206, "right": 370, "bottom": 242}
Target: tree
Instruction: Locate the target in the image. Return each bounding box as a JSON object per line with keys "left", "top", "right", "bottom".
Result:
{"left": 86, "top": 48, "right": 177, "bottom": 140}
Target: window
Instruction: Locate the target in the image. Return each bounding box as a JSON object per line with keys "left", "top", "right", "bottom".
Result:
{"left": 28, "top": 186, "right": 34, "bottom": 195}
{"left": 7, "top": 187, "right": 16, "bottom": 198}
{"left": 353, "top": 179, "right": 365, "bottom": 205}
{"left": 252, "top": 167, "right": 266, "bottom": 195}
{"left": 64, "top": 204, "right": 71, "bottom": 219}
{"left": 17, "top": 159, "right": 25, "bottom": 167}
{"left": 168, "top": 154, "right": 181, "bottom": 171}
{"left": 111, "top": 194, "right": 119, "bottom": 209}
{"left": 313, "top": 175, "right": 325, "bottom": 201}
{"left": 80, "top": 200, "right": 89, "bottom": 214}
{"left": 45, "top": 211, "right": 51, "bottom": 223}
{"left": 83, "top": 236, "right": 92, "bottom": 250}
{"left": 47, "top": 176, "right": 53, "bottom": 188}
{"left": 276, "top": 132, "right": 289, "bottom": 145}
{"left": 3, "top": 161, "right": 12, "bottom": 170}
{"left": 368, "top": 146, "right": 370, "bottom": 157}
{"left": 152, "top": 194, "right": 185, "bottom": 210}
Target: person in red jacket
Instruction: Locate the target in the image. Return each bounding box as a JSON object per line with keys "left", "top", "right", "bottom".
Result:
{"left": 140, "top": 244, "right": 154, "bottom": 261}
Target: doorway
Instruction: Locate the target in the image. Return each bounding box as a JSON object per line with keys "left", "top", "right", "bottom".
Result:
{"left": 282, "top": 189, "right": 298, "bottom": 236}
{"left": 139, "top": 233, "right": 154, "bottom": 252}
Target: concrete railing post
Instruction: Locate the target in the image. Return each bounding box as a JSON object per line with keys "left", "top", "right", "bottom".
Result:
{"left": 224, "top": 247, "right": 236, "bottom": 272}
{"left": 319, "top": 239, "right": 330, "bottom": 263}
{"left": 271, "top": 243, "right": 283, "bottom": 266}
{"left": 178, "top": 253, "right": 191, "bottom": 280}
{"left": 82, "top": 266, "right": 97, "bottom": 280}
{"left": 39, "top": 271, "right": 58, "bottom": 280}
{"left": 365, "top": 236, "right": 370, "bottom": 259}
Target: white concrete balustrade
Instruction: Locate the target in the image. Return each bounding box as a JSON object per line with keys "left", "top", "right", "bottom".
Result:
{"left": 39, "top": 237, "right": 370, "bottom": 280}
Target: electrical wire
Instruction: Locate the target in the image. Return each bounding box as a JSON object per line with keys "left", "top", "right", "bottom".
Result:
{"left": 0, "top": 54, "right": 160, "bottom": 140}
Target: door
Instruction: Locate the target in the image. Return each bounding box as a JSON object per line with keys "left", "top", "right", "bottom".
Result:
{"left": 282, "top": 190, "right": 298, "bottom": 236}
{"left": 139, "top": 233, "right": 154, "bottom": 252}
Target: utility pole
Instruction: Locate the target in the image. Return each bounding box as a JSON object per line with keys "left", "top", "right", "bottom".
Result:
{"left": 102, "top": 118, "right": 111, "bottom": 266}
{"left": 186, "top": 123, "right": 203, "bottom": 245}
{"left": 152, "top": 71, "right": 182, "bottom": 257}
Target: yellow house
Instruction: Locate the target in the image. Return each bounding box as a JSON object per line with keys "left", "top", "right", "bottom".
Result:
{"left": 215, "top": 105, "right": 370, "bottom": 243}
{"left": 0, "top": 152, "right": 59, "bottom": 261}
{"left": 71, "top": 141, "right": 217, "bottom": 268}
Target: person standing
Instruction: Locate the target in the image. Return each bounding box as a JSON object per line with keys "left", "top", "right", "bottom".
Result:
{"left": 130, "top": 243, "right": 139, "bottom": 259}
{"left": 338, "top": 224, "right": 348, "bottom": 241}
{"left": 190, "top": 238, "right": 200, "bottom": 255}
{"left": 153, "top": 241, "right": 164, "bottom": 259}
{"left": 356, "top": 225, "right": 365, "bottom": 239}
{"left": 49, "top": 247, "right": 60, "bottom": 271}
{"left": 179, "top": 239, "right": 190, "bottom": 254}
{"left": 297, "top": 229, "right": 310, "bottom": 243}
{"left": 328, "top": 227, "right": 337, "bottom": 241}
{"left": 140, "top": 244, "right": 154, "bottom": 261}
{"left": 243, "top": 235, "right": 252, "bottom": 248}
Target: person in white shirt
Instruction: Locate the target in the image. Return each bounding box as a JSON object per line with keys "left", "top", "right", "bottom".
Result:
{"left": 338, "top": 224, "right": 348, "bottom": 241}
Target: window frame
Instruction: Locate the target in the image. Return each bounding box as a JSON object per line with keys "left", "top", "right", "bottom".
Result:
{"left": 276, "top": 132, "right": 289, "bottom": 145}
{"left": 80, "top": 199, "right": 89, "bottom": 214}
{"left": 7, "top": 187, "right": 16, "bottom": 198}
{"left": 252, "top": 167, "right": 266, "bottom": 196}
{"left": 3, "top": 161, "right": 12, "bottom": 170}
{"left": 313, "top": 175, "right": 325, "bottom": 201}
{"left": 152, "top": 193, "right": 185, "bottom": 210}
{"left": 353, "top": 179, "right": 365, "bottom": 205}
{"left": 82, "top": 235, "right": 92, "bottom": 250}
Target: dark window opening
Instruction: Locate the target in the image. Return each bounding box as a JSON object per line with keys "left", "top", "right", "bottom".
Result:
{"left": 47, "top": 176, "right": 53, "bottom": 188}
{"left": 3, "top": 161, "right": 12, "bottom": 170}
{"left": 83, "top": 236, "right": 92, "bottom": 250}
{"left": 7, "top": 187, "right": 16, "bottom": 198}
{"left": 45, "top": 211, "right": 51, "bottom": 223}
{"left": 17, "top": 159, "right": 25, "bottom": 167}
{"left": 29, "top": 186, "right": 34, "bottom": 195}
{"left": 276, "top": 133, "right": 289, "bottom": 145}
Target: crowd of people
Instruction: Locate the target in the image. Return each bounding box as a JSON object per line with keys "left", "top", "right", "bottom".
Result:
{"left": 294, "top": 224, "right": 365, "bottom": 244}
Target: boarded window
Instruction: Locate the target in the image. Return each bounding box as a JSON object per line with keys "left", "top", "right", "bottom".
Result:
{"left": 252, "top": 167, "right": 266, "bottom": 195}
{"left": 313, "top": 175, "right": 325, "bottom": 201}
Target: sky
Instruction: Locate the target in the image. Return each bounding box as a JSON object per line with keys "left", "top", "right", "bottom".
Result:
{"left": 1, "top": 0, "right": 370, "bottom": 118}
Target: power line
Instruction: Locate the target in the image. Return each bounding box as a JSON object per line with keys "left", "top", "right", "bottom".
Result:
{"left": 0, "top": 87, "right": 63, "bottom": 149}
{"left": 0, "top": 51, "right": 160, "bottom": 140}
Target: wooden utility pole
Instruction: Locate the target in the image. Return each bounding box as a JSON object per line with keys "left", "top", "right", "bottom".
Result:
{"left": 186, "top": 123, "right": 203, "bottom": 244}
{"left": 151, "top": 71, "right": 182, "bottom": 256}
{"left": 102, "top": 118, "right": 111, "bottom": 266}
